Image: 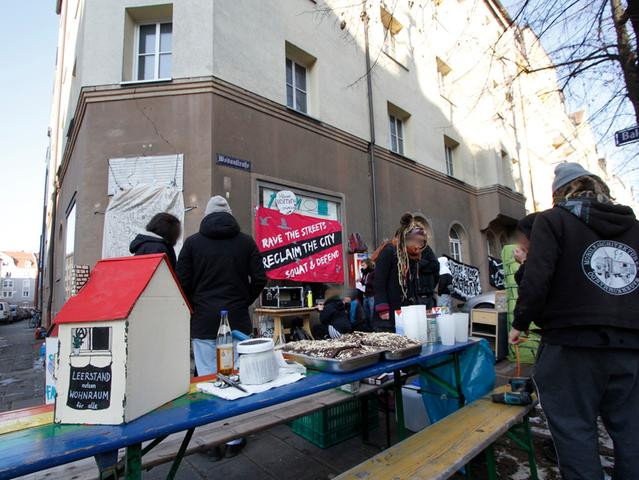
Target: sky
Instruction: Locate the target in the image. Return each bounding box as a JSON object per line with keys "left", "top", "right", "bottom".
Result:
{"left": 0, "top": 3, "right": 58, "bottom": 253}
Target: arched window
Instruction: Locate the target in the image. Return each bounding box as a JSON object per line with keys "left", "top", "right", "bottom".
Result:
{"left": 449, "top": 225, "right": 463, "bottom": 262}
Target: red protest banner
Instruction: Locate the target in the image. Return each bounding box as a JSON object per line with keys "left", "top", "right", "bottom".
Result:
{"left": 255, "top": 206, "right": 344, "bottom": 283}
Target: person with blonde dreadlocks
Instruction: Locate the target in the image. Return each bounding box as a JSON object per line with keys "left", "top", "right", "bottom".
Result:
{"left": 372, "top": 213, "right": 427, "bottom": 332}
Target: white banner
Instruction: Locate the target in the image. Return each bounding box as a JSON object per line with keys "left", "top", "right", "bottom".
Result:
{"left": 101, "top": 185, "right": 184, "bottom": 259}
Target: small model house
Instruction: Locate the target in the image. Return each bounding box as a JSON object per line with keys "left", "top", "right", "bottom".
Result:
{"left": 53, "top": 254, "right": 191, "bottom": 425}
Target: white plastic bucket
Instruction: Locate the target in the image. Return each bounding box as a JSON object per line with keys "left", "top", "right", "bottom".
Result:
{"left": 453, "top": 313, "right": 469, "bottom": 343}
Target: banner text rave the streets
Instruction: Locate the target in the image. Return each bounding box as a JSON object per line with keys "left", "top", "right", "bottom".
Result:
{"left": 255, "top": 207, "right": 344, "bottom": 283}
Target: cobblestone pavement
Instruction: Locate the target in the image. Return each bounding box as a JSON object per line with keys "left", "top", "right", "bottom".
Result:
{"left": 0, "top": 319, "right": 44, "bottom": 412}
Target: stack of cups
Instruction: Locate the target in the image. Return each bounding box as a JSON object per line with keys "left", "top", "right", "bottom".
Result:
{"left": 437, "top": 314, "right": 456, "bottom": 346}
{"left": 453, "top": 313, "right": 469, "bottom": 343}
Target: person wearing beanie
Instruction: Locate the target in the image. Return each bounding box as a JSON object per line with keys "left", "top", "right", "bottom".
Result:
{"left": 176, "top": 195, "right": 266, "bottom": 458}
{"left": 510, "top": 167, "right": 639, "bottom": 478}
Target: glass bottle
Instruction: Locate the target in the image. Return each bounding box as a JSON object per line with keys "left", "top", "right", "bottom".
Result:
{"left": 216, "top": 310, "right": 234, "bottom": 375}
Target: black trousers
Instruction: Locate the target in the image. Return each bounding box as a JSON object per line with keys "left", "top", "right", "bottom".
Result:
{"left": 534, "top": 344, "right": 639, "bottom": 480}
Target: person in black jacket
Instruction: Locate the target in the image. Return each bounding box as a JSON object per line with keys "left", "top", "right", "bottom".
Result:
{"left": 176, "top": 196, "right": 267, "bottom": 374}
{"left": 512, "top": 213, "right": 538, "bottom": 286}
{"left": 373, "top": 213, "right": 427, "bottom": 331}
{"left": 417, "top": 245, "right": 440, "bottom": 309}
{"left": 129, "top": 212, "right": 181, "bottom": 269}
{"left": 314, "top": 286, "right": 352, "bottom": 339}
{"left": 511, "top": 162, "right": 639, "bottom": 479}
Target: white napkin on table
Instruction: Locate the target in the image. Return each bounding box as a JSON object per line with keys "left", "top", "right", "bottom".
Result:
{"left": 196, "top": 369, "right": 305, "bottom": 401}
{"left": 196, "top": 352, "right": 307, "bottom": 401}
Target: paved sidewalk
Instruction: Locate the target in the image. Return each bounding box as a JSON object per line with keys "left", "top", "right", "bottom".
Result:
{"left": 0, "top": 319, "right": 44, "bottom": 412}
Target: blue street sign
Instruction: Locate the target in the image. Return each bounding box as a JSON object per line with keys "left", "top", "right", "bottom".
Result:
{"left": 615, "top": 126, "right": 639, "bottom": 146}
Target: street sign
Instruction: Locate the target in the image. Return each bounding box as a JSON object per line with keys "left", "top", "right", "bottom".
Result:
{"left": 615, "top": 126, "right": 639, "bottom": 146}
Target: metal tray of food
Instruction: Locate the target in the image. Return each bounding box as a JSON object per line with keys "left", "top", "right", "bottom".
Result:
{"left": 382, "top": 344, "right": 423, "bottom": 361}
{"left": 282, "top": 350, "right": 382, "bottom": 373}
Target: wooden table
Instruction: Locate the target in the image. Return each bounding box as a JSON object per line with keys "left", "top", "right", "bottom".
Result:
{"left": 254, "top": 307, "right": 317, "bottom": 344}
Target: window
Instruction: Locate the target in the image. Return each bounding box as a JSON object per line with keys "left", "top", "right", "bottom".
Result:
{"left": 449, "top": 226, "right": 463, "bottom": 262}
{"left": 443, "top": 136, "right": 459, "bottom": 177}
{"left": 286, "top": 58, "right": 308, "bottom": 114}
{"left": 436, "top": 57, "right": 452, "bottom": 98}
{"left": 24, "top": 261, "right": 32, "bottom": 268}
{"left": 71, "top": 327, "right": 112, "bottom": 354}
{"left": 22, "top": 290, "right": 29, "bottom": 298}
{"left": 445, "top": 145, "right": 454, "bottom": 176}
{"left": 486, "top": 231, "right": 498, "bottom": 257}
{"left": 2, "top": 291, "right": 14, "bottom": 298}
{"left": 260, "top": 184, "right": 341, "bottom": 221}
{"left": 2, "top": 279, "right": 13, "bottom": 288}
{"left": 380, "top": 6, "right": 403, "bottom": 59}
{"left": 22, "top": 280, "right": 29, "bottom": 288}
{"left": 389, "top": 115, "right": 404, "bottom": 155}
{"left": 135, "top": 22, "right": 172, "bottom": 81}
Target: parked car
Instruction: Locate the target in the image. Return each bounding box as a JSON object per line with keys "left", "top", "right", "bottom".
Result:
{"left": 459, "top": 291, "right": 495, "bottom": 313}
{"left": 9, "top": 305, "right": 17, "bottom": 321}
{"left": 0, "top": 302, "right": 10, "bottom": 323}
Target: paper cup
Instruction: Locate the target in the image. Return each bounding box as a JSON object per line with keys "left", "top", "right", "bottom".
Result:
{"left": 437, "top": 315, "right": 456, "bottom": 346}
{"left": 453, "top": 313, "right": 469, "bottom": 343}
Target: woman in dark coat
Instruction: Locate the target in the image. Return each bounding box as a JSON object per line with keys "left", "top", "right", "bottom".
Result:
{"left": 313, "top": 286, "right": 352, "bottom": 339}
{"left": 129, "top": 212, "right": 181, "bottom": 269}
{"left": 373, "top": 213, "right": 427, "bottom": 332}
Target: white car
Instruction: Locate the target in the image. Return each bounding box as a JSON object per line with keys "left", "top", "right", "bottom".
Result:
{"left": 0, "top": 302, "right": 10, "bottom": 323}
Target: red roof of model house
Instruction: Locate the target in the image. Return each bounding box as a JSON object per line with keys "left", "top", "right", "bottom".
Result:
{"left": 54, "top": 254, "right": 191, "bottom": 326}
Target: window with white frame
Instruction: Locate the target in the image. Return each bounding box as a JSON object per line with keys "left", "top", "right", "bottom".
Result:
{"left": 449, "top": 226, "right": 463, "bottom": 262}
{"left": 436, "top": 57, "right": 452, "bottom": 98}
{"left": 2, "top": 291, "right": 13, "bottom": 298}
{"left": 445, "top": 145, "right": 454, "bottom": 176}
{"left": 389, "top": 115, "right": 404, "bottom": 155}
{"left": 380, "top": 6, "right": 403, "bottom": 59}
{"left": 2, "top": 279, "right": 13, "bottom": 289}
{"left": 443, "top": 136, "right": 459, "bottom": 177}
{"left": 22, "top": 289, "right": 29, "bottom": 298}
{"left": 22, "top": 280, "right": 29, "bottom": 289}
{"left": 135, "top": 22, "right": 172, "bottom": 81}
{"left": 286, "top": 58, "right": 308, "bottom": 114}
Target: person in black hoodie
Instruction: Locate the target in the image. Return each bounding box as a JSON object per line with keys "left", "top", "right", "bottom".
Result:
{"left": 129, "top": 212, "right": 181, "bottom": 269}
{"left": 511, "top": 162, "right": 639, "bottom": 480}
{"left": 373, "top": 213, "right": 427, "bottom": 331}
{"left": 177, "top": 195, "right": 266, "bottom": 458}
{"left": 314, "top": 286, "right": 352, "bottom": 339}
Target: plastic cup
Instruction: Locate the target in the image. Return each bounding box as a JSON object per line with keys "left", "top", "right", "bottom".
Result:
{"left": 453, "top": 313, "right": 469, "bottom": 343}
{"left": 437, "top": 315, "right": 456, "bottom": 346}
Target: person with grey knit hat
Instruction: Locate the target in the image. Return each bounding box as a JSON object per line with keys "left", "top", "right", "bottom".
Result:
{"left": 511, "top": 161, "right": 639, "bottom": 478}
{"left": 176, "top": 195, "right": 266, "bottom": 458}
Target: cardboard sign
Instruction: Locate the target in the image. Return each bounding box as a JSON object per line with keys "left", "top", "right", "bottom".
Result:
{"left": 255, "top": 206, "right": 343, "bottom": 283}
{"left": 66, "top": 363, "right": 112, "bottom": 410}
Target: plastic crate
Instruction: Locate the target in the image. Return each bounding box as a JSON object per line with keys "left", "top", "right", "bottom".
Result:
{"left": 290, "top": 395, "right": 379, "bottom": 448}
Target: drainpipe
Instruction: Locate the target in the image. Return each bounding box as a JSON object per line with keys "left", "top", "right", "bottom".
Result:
{"left": 38, "top": 144, "right": 51, "bottom": 312}
{"left": 363, "top": 5, "right": 379, "bottom": 247}
{"left": 46, "top": 185, "right": 58, "bottom": 327}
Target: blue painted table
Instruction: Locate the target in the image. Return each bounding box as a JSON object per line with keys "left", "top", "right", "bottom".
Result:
{"left": 0, "top": 341, "right": 475, "bottom": 480}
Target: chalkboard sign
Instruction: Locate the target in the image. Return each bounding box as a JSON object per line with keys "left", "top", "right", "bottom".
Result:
{"left": 66, "top": 363, "right": 112, "bottom": 410}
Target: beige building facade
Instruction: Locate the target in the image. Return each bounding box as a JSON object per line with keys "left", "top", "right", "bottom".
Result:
{"left": 42, "top": 0, "right": 633, "bottom": 322}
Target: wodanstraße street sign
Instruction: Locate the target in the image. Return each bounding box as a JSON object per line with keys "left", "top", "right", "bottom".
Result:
{"left": 615, "top": 126, "right": 639, "bottom": 146}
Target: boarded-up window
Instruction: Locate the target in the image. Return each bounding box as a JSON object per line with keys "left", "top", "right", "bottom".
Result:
{"left": 107, "top": 154, "right": 184, "bottom": 196}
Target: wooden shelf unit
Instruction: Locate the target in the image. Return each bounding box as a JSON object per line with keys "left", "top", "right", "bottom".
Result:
{"left": 470, "top": 309, "right": 508, "bottom": 361}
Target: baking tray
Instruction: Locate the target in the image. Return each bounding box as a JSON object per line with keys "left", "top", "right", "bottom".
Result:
{"left": 382, "top": 343, "right": 423, "bottom": 361}
{"left": 282, "top": 350, "right": 382, "bottom": 373}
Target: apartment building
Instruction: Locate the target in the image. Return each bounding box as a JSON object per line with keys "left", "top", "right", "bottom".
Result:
{"left": 0, "top": 252, "right": 38, "bottom": 307}
{"left": 42, "top": 0, "right": 623, "bottom": 320}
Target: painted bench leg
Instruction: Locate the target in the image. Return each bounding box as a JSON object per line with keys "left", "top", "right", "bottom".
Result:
{"left": 485, "top": 444, "right": 497, "bottom": 480}
{"left": 125, "top": 443, "right": 142, "bottom": 480}
{"left": 166, "top": 427, "right": 195, "bottom": 480}
{"left": 505, "top": 416, "right": 539, "bottom": 480}
{"left": 94, "top": 450, "right": 119, "bottom": 480}
{"left": 393, "top": 370, "right": 407, "bottom": 440}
